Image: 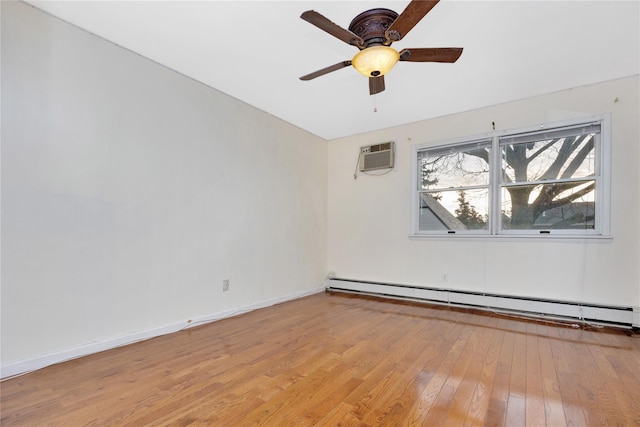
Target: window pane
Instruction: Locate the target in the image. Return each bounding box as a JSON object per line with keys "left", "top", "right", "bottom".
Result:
{"left": 418, "top": 143, "right": 491, "bottom": 190}
{"left": 501, "top": 133, "right": 596, "bottom": 184}
{"left": 419, "top": 189, "right": 489, "bottom": 231}
{"left": 501, "top": 181, "right": 595, "bottom": 230}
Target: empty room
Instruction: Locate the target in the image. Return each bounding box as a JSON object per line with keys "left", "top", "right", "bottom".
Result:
{"left": 1, "top": 0, "right": 639, "bottom": 425}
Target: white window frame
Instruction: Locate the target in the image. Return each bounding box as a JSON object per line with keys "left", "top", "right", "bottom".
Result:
{"left": 410, "top": 114, "right": 612, "bottom": 240}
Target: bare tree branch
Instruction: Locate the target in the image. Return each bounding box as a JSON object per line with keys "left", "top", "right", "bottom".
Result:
{"left": 548, "top": 182, "right": 595, "bottom": 210}
{"left": 560, "top": 135, "right": 594, "bottom": 179}
{"left": 540, "top": 136, "right": 578, "bottom": 181}
{"left": 527, "top": 139, "right": 557, "bottom": 163}
{"left": 531, "top": 181, "right": 595, "bottom": 219}
{"left": 531, "top": 181, "right": 595, "bottom": 218}
{"left": 465, "top": 147, "right": 490, "bottom": 164}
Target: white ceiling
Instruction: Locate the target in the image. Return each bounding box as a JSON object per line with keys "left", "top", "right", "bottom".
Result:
{"left": 26, "top": 1, "right": 639, "bottom": 140}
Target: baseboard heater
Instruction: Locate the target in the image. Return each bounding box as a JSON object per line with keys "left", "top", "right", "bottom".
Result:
{"left": 327, "top": 279, "right": 637, "bottom": 328}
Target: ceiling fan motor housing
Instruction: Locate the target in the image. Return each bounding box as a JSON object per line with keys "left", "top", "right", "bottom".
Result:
{"left": 348, "top": 8, "right": 399, "bottom": 48}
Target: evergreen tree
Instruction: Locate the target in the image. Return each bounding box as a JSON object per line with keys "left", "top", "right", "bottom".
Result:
{"left": 455, "top": 191, "right": 486, "bottom": 229}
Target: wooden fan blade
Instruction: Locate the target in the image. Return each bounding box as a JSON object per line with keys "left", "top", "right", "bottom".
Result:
{"left": 386, "top": 1, "right": 440, "bottom": 41}
{"left": 369, "top": 76, "right": 385, "bottom": 95}
{"left": 299, "top": 61, "right": 352, "bottom": 81}
{"left": 301, "top": 10, "right": 364, "bottom": 47}
{"left": 399, "top": 47, "right": 463, "bottom": 63}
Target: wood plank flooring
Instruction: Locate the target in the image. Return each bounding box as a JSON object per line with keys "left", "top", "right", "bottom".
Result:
{"left": 2, "top": 291, "right": 639, "bottom": 426}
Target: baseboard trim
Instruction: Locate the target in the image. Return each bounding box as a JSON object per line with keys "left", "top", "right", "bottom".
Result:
{"left": 1, "top": 286, "right": 324, "bottom": 380}
{"left": 327, "top": 279, "right": 636, "bottom": 328}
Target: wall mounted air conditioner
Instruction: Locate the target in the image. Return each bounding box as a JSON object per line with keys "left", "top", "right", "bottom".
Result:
{"left": 359, "top": 141, "right": 395, "bottom": 172}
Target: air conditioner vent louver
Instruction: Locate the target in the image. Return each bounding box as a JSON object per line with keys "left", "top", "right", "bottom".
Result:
{"left": 360, "top": 142, "right": 395, "bottom": 172}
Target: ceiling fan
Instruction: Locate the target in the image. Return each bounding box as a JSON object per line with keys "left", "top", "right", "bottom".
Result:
{"left": 299, "top": 0, "right": 463, "bottom": 95}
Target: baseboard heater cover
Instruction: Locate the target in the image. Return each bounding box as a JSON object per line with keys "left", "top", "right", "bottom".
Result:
{"left": 327, "top": 279, "right": 636, "bottom": 328}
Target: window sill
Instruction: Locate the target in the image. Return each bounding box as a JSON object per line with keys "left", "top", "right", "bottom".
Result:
{"left": 408, "top": 233, "right": 613, "bottom": 243}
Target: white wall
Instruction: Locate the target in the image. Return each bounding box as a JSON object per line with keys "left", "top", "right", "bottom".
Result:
{"left": 1, "top": 1, "right": 327, "bottom": 373}
{"left": 328, "top": 76, "right": 639, "bottom": 308}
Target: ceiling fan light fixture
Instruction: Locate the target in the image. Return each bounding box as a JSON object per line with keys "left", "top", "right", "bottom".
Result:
{"left": 352, "top": 45, "right": 400, "bottom": 78}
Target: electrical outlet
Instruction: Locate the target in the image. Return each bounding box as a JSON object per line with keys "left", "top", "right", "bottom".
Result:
{"left": 223, "top": 279, "right": 230, "bottom": 292}
{"left": 443, "top": 273, "right": 448, "bottom": 282}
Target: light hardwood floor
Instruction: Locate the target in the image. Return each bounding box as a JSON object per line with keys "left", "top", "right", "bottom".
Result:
{"left": 2, "top": 291, "right": 639, "bottom": 426}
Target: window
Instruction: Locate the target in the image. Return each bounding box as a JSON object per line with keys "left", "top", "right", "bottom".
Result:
{"left": 417, "top": 140, "right": 491, "bottom": 233}
{"left": 411, "top": 115, "right": 610, "bottom": 238}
